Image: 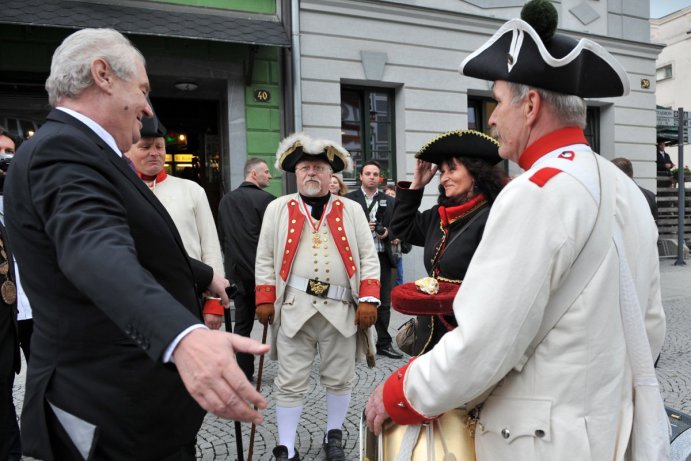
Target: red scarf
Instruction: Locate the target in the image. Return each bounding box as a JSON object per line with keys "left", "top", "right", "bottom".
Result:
{"left": 438, "top": 193, "right": 487, "bottom": 229}
{"left": 432, "top": 194, "right": 488, "bottom": 276}
{"left": 138, "top": 170, "right": 168, "bottom": 189}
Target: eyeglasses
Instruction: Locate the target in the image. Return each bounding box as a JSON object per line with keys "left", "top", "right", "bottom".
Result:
{"left": 296, "top": 165, "right": 329, "bottom": 174}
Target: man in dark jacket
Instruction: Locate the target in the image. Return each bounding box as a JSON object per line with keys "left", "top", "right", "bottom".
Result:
{"left": 346, "top": 161, "right": 402, "bottom": 359}
{"left": 612, "top": 157, "right": 659, "bottom": 223}
{"left": 0, "top": 126, "right": 21, "bottom": 461}
{"left": 218, "top": 158, "right": 275, "bottom": 380}
{"left": 5, "top": 28, "right": 268, "bottom": 460}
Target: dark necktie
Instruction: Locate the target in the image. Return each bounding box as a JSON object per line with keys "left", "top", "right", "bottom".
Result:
{"left": 123, "top": 155, "right": 136, "bottom": 172}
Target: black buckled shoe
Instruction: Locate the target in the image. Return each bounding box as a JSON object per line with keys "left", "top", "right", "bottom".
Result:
{"left": 377, "top": 344, "right": 403, "bottom": 359}
{"left": 323, "top": 429, "right": 346, "bottom": 461}
{"left": 273, "top": 445, "right": 300, "bottom": 461}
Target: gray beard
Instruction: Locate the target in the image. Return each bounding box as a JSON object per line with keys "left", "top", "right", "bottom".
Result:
{"left": 302, "top": 184, "right": 322, "bottom": 196}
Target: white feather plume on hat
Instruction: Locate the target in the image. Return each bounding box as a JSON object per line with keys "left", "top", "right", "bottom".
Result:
{"left": 275, "top": 132, "right": 353, "bottom": 173}
{"left": 309, "top": 137, "right": 353, "bottom": 173}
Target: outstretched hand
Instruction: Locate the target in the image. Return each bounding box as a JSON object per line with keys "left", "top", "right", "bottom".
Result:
{"left": 173, "top": 329, "right": 270, "bottom": 423}
{"left": 410, "top": 159, "right": 437, "bottom": 190}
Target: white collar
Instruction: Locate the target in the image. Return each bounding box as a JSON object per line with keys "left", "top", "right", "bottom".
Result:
{"left": 56, "top": 107, "right": 123, "bottom": 157}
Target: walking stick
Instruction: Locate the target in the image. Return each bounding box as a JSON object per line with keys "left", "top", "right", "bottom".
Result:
{"left": 247, "top": 322, "right": 269, "bottom": 461}
{"left": 224, "top": 306, "right": 245, "bottom": 461}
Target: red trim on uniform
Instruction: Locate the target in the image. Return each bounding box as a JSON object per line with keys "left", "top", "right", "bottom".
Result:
{"left": 359, "top": 279, "right": 380, "bottom": 299}
{"left": 138, "top": 169, "right": 168, "bottom": 183}
{"left": 279, "top": 200, "right": 305, "bottom": 281}
{"left": 529, "top": 167, "right": 562, "bottom": 187}
{"left": 325, "top": 200, "right": 357, "bottom": 278}
{"left": 202, "top": 298, "right": 224, "bottom": 315}
{"left": 255, "top": 285, "right": 276, "bottom": 305}
{"left": 518, "top": 128, "right": 589, "bottom": 170}
{"left": 383, "top": 358, "right": 437, "bottom": 425}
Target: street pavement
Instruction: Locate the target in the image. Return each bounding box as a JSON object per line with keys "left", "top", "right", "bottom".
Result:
{"left": 12, "top": 258, "right": 691, "bottom": 460}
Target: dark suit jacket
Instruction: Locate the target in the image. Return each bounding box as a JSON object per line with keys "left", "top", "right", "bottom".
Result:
{"left": 218, "top": 181, "right": 274, "bottom": 285}
{"left": 4, "top": 109, "right": 212, "bottom": 459}
{"left": 0, "top": 221, "right": 20, "bottom": 456}
{"left": 639, "top": 186, "right": 659, "bottom": 223}
{"left": 345, "top": 188, "right": 411, "bottom": 266}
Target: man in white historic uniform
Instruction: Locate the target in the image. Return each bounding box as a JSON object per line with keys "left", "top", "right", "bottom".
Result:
{"left": 255, "top": 133, "right": 380, "bottom": 461}
{"left": 365, "top": 1, "right": 668, "bottom": 460}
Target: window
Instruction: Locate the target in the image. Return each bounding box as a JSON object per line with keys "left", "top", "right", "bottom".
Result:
{"left": 341, "top": 87, "right": 396, "bottom": 182}
{"left": 656, "top": 64, "right": 673, "bottom": 81}
{"left": 469, "top": 96, "right": 600, "bottom": 158}
{"left": 584, "top": 107, "right": 600, "bottom": 153}
{"left": 468, "top": 97, "right": 497, "bottom": 136}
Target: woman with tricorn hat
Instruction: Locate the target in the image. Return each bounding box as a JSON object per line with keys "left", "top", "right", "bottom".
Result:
{"left": 389, "top": 130, "right": 507, "bottom": 354}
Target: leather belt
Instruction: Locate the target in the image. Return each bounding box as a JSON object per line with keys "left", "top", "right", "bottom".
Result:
{"left": 287, "top": 275, "right": 352, "bottom": 302}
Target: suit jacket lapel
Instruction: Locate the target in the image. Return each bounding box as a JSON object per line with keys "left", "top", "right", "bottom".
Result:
{"left": 51, "top": 110, "right": 191, "bottom": 261}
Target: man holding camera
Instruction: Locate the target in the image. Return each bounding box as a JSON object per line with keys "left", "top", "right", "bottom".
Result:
{"left": 346, "top": 160, "right": 402, "bottom": 359}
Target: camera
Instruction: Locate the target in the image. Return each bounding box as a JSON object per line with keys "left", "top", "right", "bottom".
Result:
{"left": 225, "top": 282, "right": 239, "bottom": 299}
{"left": 374, "top": 222, "right": 386, "bottom": 236}
{"left": 0, "top": 154, "right": 12, "bottom": 173}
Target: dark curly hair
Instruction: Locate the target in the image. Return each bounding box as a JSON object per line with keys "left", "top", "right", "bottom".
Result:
{"left": 437, "top": 157, "right": 508, "bottom": 206}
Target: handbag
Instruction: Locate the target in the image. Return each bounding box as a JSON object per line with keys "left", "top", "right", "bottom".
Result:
{"left": 395, "top": 316, "right": 437, "bottom": 357}
{"left": 395, "top": 318, "right": 418, "bottom": 356}
{"left": 361, "top": 409, "right": 476, "bottom": 461}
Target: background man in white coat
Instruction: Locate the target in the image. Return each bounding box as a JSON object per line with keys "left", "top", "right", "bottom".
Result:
{"left": 365, "top": 1, "right": 667, "bottom": 459}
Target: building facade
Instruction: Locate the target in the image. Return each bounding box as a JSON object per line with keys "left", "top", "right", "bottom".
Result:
{"left": 651, "top": 6, "right": 691, "bottom": 161}
{"left": 296, "top": 0, "right": 661, "bottom": 279}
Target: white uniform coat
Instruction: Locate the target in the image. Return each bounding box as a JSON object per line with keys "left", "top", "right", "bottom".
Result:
{"left": 401, "top": 134, "right": 666, "bottom": 460}
{"left": 255, "top": 194, "right": 380, "bottom": 361}
{"left": 151, "top": 174, "right": 224, "bottom": 276}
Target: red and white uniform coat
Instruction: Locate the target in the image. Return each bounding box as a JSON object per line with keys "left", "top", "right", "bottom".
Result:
{"left": 255, "top": 194, "right": 380, "bottom": 361}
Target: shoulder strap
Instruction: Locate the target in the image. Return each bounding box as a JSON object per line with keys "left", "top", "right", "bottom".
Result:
{"left": 430, "top": 206, "right": 489, "bottom": 276}
{"left": 366, "top": 192, "right": 379, "bottom": 215}
{"left": 515, "top": 154, "right": 614, "bottom": 371}
{"left": 443, "top": 206, "right": 489, "bottom": 252}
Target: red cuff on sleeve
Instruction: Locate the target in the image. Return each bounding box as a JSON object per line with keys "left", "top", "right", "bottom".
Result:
{"left": 255, "top": 285, "right": 277, "bottom": 305}
{"left": 359, "top": 279, "right": 380, "bottom": 299}
{"left": 202, "top": 298, "right": 224, "bottom": 316}
{"left": 383, "top": 358, "right": 436, "bottom": 425}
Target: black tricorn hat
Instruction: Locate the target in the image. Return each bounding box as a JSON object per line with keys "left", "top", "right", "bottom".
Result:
{"left": 140, "top": 112, "right": 167, "bottom": 138}
{"left": 459, "top": 1, "right": 630, "bottom": 98}
{"left": 275, "top": 133, "right": 353, "bottom": 173}
{"left": 416, "top": 130, "right": 501, "bottom": 166}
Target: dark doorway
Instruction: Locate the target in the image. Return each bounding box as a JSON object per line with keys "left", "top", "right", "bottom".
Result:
{"left": 150, "top": 97, "right": 223, "bottom": 217}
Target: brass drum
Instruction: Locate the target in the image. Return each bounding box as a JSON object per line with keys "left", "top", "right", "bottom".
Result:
{"left": 361, "top": 409, "right": 476, "bottom": 461}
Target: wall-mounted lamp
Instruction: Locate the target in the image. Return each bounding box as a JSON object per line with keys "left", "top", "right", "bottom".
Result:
{"left": 174, "top": 81, "right": 198, "bottom": 91}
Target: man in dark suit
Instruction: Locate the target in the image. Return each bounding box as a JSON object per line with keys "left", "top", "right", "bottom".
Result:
{"left": 346, "top": 160, "right": 403, "bottom": 359}
{"left": 218, "top": 158, "right": 275, "bottom": 381}
{"left": 0, "top": 127, "right": 22, "bottom": 461}
{"left": 4, "top": 28, "right": 269, "bottom": 460}
{"left": 656, "top": 139, "right": 674, "bottom": 176}
{"left": 612, "top": 157, "right": 659, "bottom": 223}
